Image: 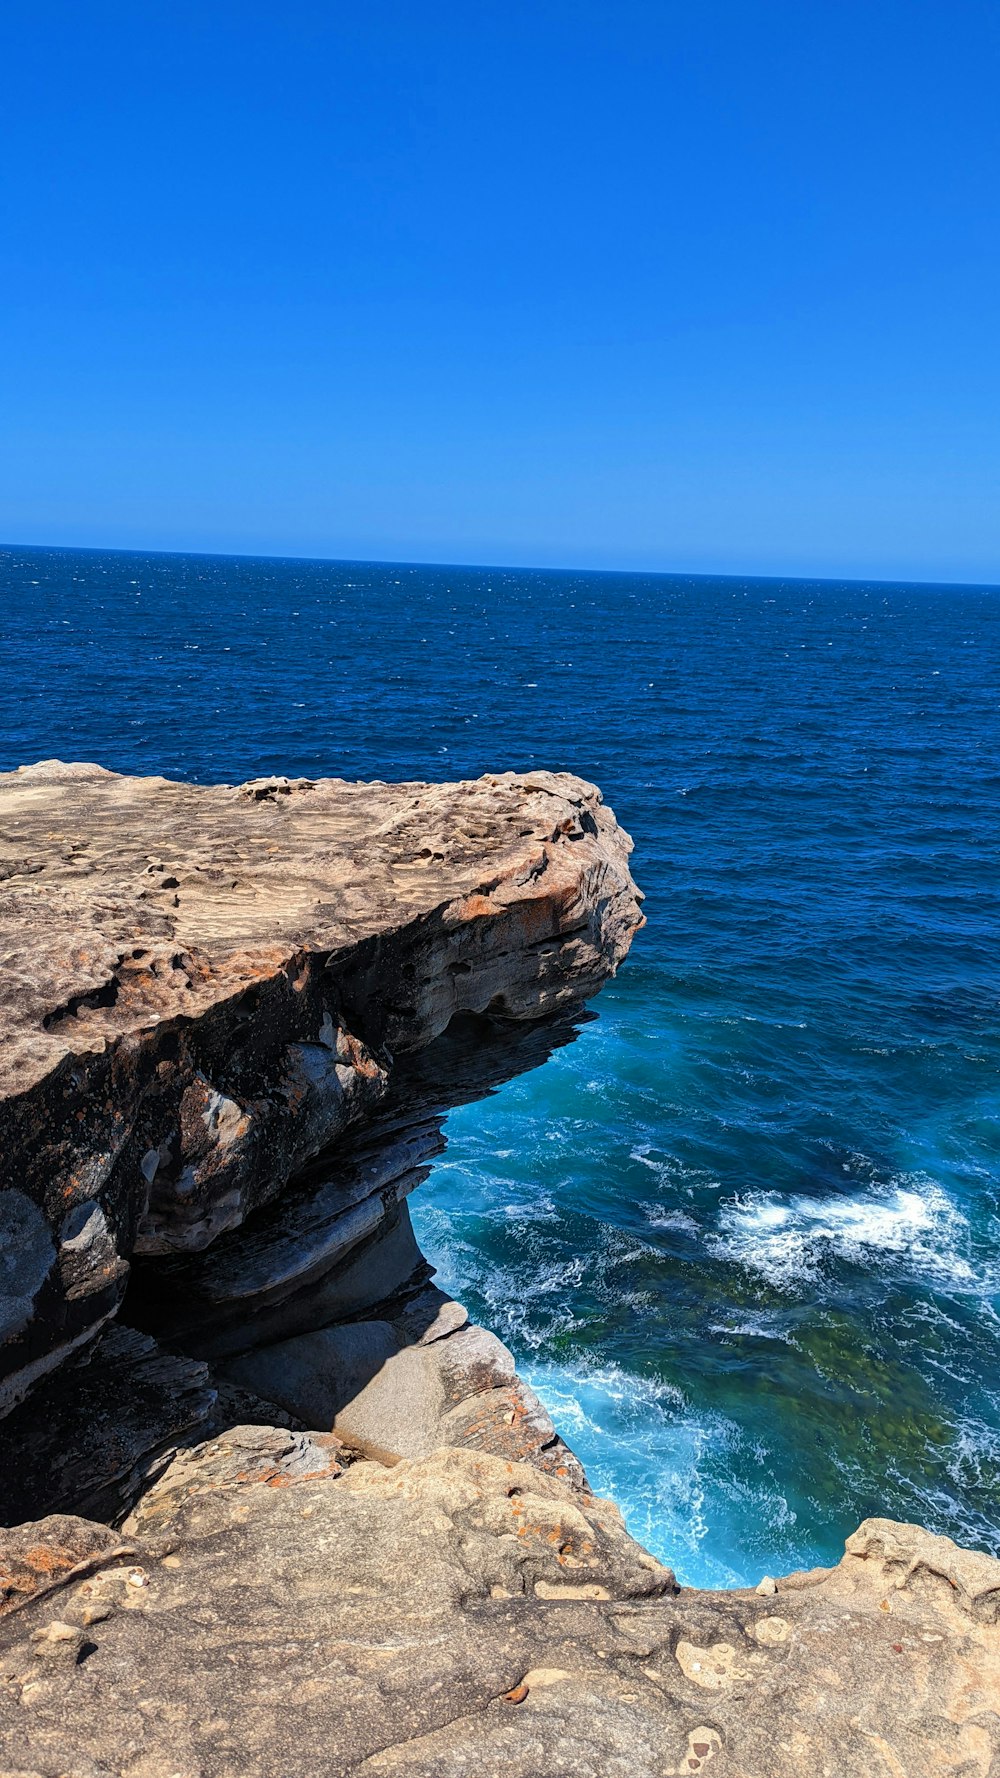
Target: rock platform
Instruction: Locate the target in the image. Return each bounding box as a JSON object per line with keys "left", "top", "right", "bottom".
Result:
{"left": 1, "top": 1431, "right": 997, "bottom": 1777}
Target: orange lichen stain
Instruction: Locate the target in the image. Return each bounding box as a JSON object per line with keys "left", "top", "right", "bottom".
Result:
{"left": 24, "top": 1547, "right": 72, "bottom": 1575}
{"left": 459, "top": 895, "right": 495, "bottom": 920}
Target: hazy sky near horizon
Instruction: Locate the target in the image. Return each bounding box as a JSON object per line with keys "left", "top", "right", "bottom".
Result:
{"left": 2, "top": 1, "right": 998, "bottom": 581}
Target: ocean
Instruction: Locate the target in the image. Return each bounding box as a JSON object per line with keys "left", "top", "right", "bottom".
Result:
{"left": 2, "top": 543, "right": 998, "bottom": 1587}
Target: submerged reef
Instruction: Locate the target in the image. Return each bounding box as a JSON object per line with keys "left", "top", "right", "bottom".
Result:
{"left": 0, "top": 761, "right": 997, "bottom": 1776}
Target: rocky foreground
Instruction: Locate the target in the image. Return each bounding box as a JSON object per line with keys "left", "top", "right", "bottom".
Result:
{"left": 2, "top": 1435, "right": 999, "bottom": 1778}
{"left": 1, "top": 762, "right": 998, "bottom": 1776}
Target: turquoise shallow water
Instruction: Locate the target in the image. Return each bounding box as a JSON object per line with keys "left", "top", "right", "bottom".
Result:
{"left": 2, "top": 544, "right": 999, "bottom": 1584}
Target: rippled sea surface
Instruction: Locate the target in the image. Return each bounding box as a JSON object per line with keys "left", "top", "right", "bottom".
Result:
{"left": 3, "top": 544, "right": 999, "bottom": 1585}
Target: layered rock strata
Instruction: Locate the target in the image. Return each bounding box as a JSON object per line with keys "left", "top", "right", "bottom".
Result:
{"left": 0, "top": 760, "right": 642, "bottom": 1423}
{"left": 0, "top": 1277, "right": 584, "bottom": 1528}
{"left": 124, "top": 1009, "right": 586, "bottom": 1362}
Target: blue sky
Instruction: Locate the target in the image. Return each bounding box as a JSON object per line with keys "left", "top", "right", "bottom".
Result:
{"left": 2, "top": 1, "right": 998, "bottom": 579}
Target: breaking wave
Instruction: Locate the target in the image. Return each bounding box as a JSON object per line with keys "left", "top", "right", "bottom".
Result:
{"left": 709, "top": 1177, "right": 995, "bottom": 1297}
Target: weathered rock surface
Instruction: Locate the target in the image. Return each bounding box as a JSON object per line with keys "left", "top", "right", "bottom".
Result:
{"left": 0, "top": 1006, "right": 593, "bottom": 1525}
{"left": 0, "top": 1428, "right": 996, "bottom": 1777}
{"left": 217, "top": 1303, "right": 584, "bottom": 1482}
{"left": 124, "top": 1008, "right": 586, "bottom": 1361}
{"left": 0, "top": 1517, "right": 132, "bottom": 1622}
{"left": 0, "top": 1271, "right": 583, "bottom": 1525}
{"left": 0, "top": 761, "right": 641, "bottom": 1416}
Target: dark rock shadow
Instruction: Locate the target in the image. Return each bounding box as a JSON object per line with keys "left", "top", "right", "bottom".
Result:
{"left": 122, "top": 1007, "right": 590, "bottom": 1357}
{"left": 1, "top": 1008, "right": 591, "bottom": 1526}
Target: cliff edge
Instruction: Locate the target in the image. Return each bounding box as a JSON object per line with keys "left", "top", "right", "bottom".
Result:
{"left": 0, "top": 759, "right": 641, "bottom": 1422}
{"left": 1, "top": 763, "right": 997, "bottom": 1778}
{"left": 2, "top": 1438, "right": 998, "bottom": 1777}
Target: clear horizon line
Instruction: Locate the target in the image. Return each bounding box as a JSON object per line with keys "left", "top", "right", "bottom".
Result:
{"left": 2, "top": 536, "right": 999, "bottom": 594}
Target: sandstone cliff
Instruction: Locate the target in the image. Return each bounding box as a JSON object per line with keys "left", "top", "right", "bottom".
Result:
{"left": 1, "top": 763, "right": 997, "bottom": 1778}
{"left": 0, "top": 759, "right": 641, "bottom": 1430}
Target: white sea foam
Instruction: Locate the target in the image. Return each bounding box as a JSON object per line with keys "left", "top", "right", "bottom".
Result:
{"left": 631, "top": 1144, "right": 722, "bottom": 1193}
{"left": 710, "top": 1177, "right": 992, "bottom": 1296}
{"left": 498, "top": 1194, "right": 559, "bottom": 1225}
{"left": 642, "top": 1205, "right": 700, "bottom": 1234}
{"left": 707, "top": 1310, "right": 797, "bottom": 1343}
{"left": 874, "top": 1407, "right": 1000, "bottom": 1559}
{"left": 524, "top": 1354, "right": 799, "bottom": 1588}
{"left": 946, "top": 1409, "right": 1000, "bottom": 1494}
{"left": 412, "top": 1200, "right": 600, "bottom": 1350}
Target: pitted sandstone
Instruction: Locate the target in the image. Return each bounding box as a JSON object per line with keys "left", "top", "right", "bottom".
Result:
{"left": 0, "top": 1434, "right": 997, "bottom": 1777}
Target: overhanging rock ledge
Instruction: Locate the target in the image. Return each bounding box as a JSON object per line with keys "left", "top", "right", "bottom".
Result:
{"left": 0, "top": 760, "right": 642, "bottom": 1417}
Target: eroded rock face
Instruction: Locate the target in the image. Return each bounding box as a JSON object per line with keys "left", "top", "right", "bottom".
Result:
{"left": 0, "top": 762, "right": 642, "bottom": 1416}
{"left": 0, "top": 1430, "right": 997, "bottom": 1778}
{"left": 0, "top": 1516, "right": 131, "bottom": 1621}
{"left": 0, "top": 1266, "right": 585, "bottom": 1526}
{"left": 123, "top": 1008, "right": 587, "bottom": 1362}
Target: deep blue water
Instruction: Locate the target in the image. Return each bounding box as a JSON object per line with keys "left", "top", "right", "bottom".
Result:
{"left": 3, "top": 543, "right": 999, "bottom": 1586}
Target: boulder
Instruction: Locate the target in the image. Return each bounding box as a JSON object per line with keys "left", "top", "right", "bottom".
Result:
{"left": 217, "top": 1306, "right": 569, "bottom": 1475}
